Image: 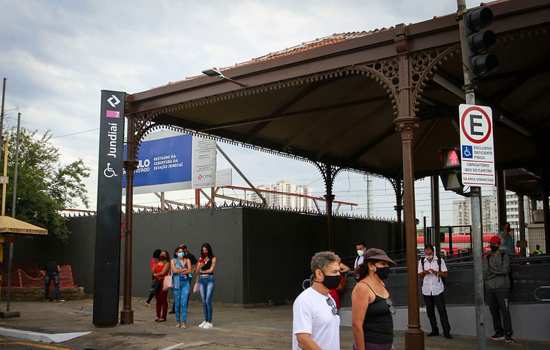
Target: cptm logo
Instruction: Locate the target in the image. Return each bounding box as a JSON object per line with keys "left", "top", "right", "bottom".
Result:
{"left": 107, "top": 94, "right": 120, "bottom": 108}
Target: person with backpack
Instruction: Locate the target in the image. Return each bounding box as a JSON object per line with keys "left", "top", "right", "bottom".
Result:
{"left": 417, "top": 244, "right": 452, "bottom": 339}
{"left": 484, "top": 235, "right": 514, "bottom": 343}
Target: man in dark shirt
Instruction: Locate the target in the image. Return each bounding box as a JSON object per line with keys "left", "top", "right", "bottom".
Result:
{"left": 44, "top": 261, "right": 63, "bottom": 302}
{"left": 484, "top": 236, "right": 513, "bottom": 343}
{"left": 182, "top": 245, "right": 197, "bottom": 267}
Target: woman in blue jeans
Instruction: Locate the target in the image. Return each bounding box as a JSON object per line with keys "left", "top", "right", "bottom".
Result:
{"left": 196, "top": 243, "right": 217, "bottom": 329}
{"left": 171, "top": 247, "right": 192, "bottom": 328}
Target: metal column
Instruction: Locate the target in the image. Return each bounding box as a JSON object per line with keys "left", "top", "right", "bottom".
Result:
{"left": 396, "top": 117, "right": 423, "bottom": 349}
{"left": 120, "top": 120, "right": 138, "bottom": 325}
{"left": 517, "top": 193, "right": 526, "bottom": 257}
{"left": 315, "top": 163, "right": 341, "bottom": 250}
{"left": 393, "top": 21, "right": 423, "bottom": 349}
{"left": 497, "top": 169, "right": 507, "bottom": 233}
{"left": 544, "top": 187, "right": 550, "bottom": 254}
{"left": 431, "top": 176, "right": 441, "bottom": 255}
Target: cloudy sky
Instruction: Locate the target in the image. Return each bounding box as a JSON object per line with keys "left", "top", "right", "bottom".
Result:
{"left": 0, "top": 0, "right": 482, "bottom": 224}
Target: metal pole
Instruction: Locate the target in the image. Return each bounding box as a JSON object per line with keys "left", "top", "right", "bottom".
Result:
{"left": 543, "top": 187, "right": 550, "bottom": 254}
{"left": 517, "top": 193, "right": 526, "bottom": 257}
{"left": 11, "top": 113, "right": 20, "bottom": 218}
{"left": 216, "top": 145, "right": 267, "bottom": 206}
{"left": 195, "top": 189, "right": 201, "bottom": 208}
{"left": 496, "top": 170, "right": 507, "bottom": 233}
{"left": 120, "top": 119, "right": 137, "bottom": 325}
{"left": 1, "top": 140, "right": 9, "bottom": 313}
{"left": 210, "top": 187, "right": 216, "bottom": 207}
{"left": 0, "top": 78, "right": 6, "bottom": 147}
{"left": 6, "top": 113, "right": 21, "bottom": 313}
{"left": 1, "top": 139, "right": 8, "bottom": 216}
{"left": 458, "top": 0, "right": 487, "bottom": 347}
{"left": 423, "top": 216, "right": 427, "bottom": 245}
{"left": 431, "top": 176, "right": 441, "bottom": 255}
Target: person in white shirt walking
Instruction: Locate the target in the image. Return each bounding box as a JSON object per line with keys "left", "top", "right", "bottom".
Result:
{"left": 354, "top": 242, "right": 366, "bottom": 270}
{"left": 293, "top": 251, "right": 341, "bottom": 350}
{"left": 417, "top": 244, "right": 452, "bottom": 339}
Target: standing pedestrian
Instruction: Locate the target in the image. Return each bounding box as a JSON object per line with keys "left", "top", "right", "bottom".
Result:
{"left": 196, "top": 243, "right": 217, "bottom": 329}
{"left": 145, "top": 249, "right": 162, "bottom": 306}
{"left": 182, "top": 244, "right": 197, "bottom": 306}
{"left": 44, "top": 260, "right": 64, "bottom": 302}
{"left": 354, "top": 242, "right": 366, "bottom": 270}
{"left": 153, "top": 250, "right": 170, "bottom": 322}
{"left": 170, "top": 244, "right": 197, "bottom": 314}
{"left": 418, "top": 244, "right": 452, "bottom": 338}
{"left": 532, "top": 244, "right": 544, "bottom": 255}
{"left": 182, "top": 244, "right": 197, "bottom": 267}
{"left": 328, "top": 260, "right": 350, "bottom": 311}
{"left": 171, "top": 246, "right": 192, "bottom": 328}
{"left": 292, "top": 251, "right": 341, "bottom": 350}
{"left": 484, "top": 236, "right": 514, "bottom": 343}
{"left": 500, "top": 223, "right": 515, "bottom": 256}
{"left": 351, "top": 248, "right": 395, "bottom": 350}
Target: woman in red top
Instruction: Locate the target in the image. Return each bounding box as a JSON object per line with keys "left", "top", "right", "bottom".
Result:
{"left": 145, "top": 249, "right": 162, "bottom": 305}
{"left": 328, "top": 260, "right": 351, "bottom": 310}
{"left": 153, "top": 250, "right": 170, "bottom": 322}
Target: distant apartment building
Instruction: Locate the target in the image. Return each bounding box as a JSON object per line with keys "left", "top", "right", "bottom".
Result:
{"left": 452, "top": 195, "right": 498, "bottom": 233}
{"left": 452, "top": 191, "right": 530, "bottom": 234}
{"left": 249, "top": 181, "right": 311, "bottom": 210}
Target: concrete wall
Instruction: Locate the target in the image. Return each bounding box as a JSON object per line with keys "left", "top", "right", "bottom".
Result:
{"left": 242, "top": 208, "right": 400, "bottom": 304}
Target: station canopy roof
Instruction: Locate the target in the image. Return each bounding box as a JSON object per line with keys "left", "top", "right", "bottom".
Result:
{"left": 0, "top": 216, "right": 48, "bottom": 236}
{"left": 126, "top": 0, "right": 550, "bottom": 189}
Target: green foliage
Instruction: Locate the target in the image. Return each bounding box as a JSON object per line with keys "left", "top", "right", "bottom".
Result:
{"left": 3, "top": 129, "right": 90, "bottom": 241}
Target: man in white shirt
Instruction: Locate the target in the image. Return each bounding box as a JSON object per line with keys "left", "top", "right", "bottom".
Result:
{"left": 293, "top": 251, "right": 341, "bottom": 350}
{"left": 418, "top": 244, "right": 452, "bottom": 339}
{"left": 353, "top": 242, "right": 366, "bottom": 270}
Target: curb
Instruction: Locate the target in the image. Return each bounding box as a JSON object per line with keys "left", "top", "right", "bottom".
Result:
{"left": 0, "top": 327, "right": 90, "bottom": 343}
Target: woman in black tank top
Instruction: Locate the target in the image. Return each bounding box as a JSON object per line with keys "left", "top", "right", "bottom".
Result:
{"left": 351, "top": 248, "right": 396, "bottom": 350}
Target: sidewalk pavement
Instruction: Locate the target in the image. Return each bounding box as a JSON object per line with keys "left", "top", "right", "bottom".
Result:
{"left": 0, "top": 298, "right": 548, "bottom": 349}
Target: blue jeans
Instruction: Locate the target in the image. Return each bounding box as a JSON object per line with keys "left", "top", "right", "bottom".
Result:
{"left": 44, "top": 273, "right": 60, "bottom": 300}
{"left": 173, "top": 280, "right": 190, "bottom": 323}
{"left": 199, "top": 275, "right": 215, "bottom": 322}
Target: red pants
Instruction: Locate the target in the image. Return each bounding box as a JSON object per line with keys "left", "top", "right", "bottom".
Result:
{"left": 155, "top": 288, "right": 168, "bottom": 320}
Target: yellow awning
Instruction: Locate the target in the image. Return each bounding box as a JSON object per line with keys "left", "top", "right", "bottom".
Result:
{"left": 0, "top": 216, "right": 48, "bottom": 236}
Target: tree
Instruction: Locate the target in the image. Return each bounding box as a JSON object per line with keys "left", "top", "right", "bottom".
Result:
{"left": 3, "top": 129, "right": 90, "bottom": 241}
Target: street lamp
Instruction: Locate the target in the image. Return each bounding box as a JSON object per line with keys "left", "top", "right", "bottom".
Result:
{"left": 201, "top": 68, "right": 249, "bottom": 88}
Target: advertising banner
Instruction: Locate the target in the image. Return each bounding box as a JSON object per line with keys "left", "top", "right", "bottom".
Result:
{"left": 192, "top": 137, "right": 217, "bottom": 188}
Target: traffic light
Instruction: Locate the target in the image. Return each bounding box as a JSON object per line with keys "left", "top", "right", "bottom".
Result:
{"left": 440, "top": 148, "right": 464, "bottom": 193}
{"left": 464, "top": 7, "right": 498, "bottom": 78}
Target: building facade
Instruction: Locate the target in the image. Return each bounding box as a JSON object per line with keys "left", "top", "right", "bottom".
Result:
{"left": 249, "top": 181, "right": 312, "bottom": 210}
{"left": 452, "top": 195, "right": 498, "bottom": 233}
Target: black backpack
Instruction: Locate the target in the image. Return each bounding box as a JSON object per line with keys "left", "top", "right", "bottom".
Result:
{"left": 420, "top": 256, "right": 446, "bottom": 286}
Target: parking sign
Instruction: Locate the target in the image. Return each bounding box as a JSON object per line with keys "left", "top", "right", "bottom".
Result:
{"left": 459, "top": 104, "right": 495, "bottom": 187}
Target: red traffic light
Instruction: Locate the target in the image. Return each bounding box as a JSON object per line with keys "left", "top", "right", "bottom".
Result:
{"left": 442, "top": 148, "right": 460, "bottom": 168}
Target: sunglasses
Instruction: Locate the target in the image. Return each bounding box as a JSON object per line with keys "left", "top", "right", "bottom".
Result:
{"left": 326, "top": 297, "right": 338, "bottom": 316}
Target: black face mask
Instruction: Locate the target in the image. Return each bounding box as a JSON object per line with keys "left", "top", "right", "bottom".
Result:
{"left": 321, "top": 274, "right": 341, "bottom": 290}
{"left": 375, "top": 267, "right": 391, "bottom": 280}
{"left": 490, "top": 245, "right": 499, "bottom": 252}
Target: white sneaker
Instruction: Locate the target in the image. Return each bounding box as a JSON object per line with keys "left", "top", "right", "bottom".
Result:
{"left": 205, "top": 322, "right": 213, "bottom": 329}
{"left": 198, "top": 321, "right": 206, "bottom": 328}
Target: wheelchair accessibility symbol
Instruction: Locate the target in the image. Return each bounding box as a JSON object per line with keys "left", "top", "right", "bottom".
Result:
{"left": 103, "top": 162, "right": 118, "bottom": 178}
{"left": 462, "top": 145, "right": 473, "bottom": 159}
